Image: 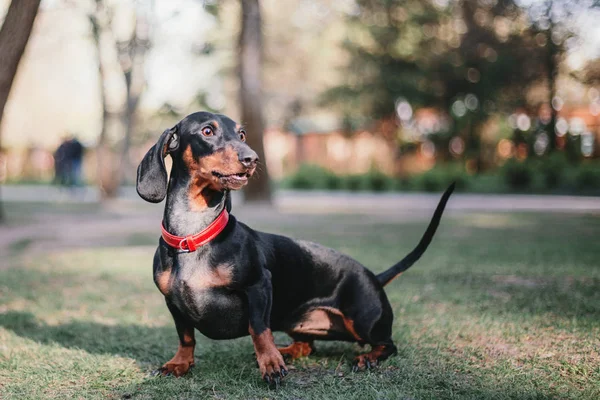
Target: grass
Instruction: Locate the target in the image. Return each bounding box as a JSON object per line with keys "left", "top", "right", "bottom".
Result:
{"left": 1, "top": 209, "right": 599, "bottom": 399}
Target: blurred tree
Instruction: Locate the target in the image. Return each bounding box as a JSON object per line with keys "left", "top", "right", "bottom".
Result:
{"left": 322, "top": 0, "right": 546, "bottom": 172}
{"left": 434, "top": 0, "right": 544, "bottom": 170}
{"left": 0, "top": 0, "right": 41, "bottom": 221}
{"left": 239, "top": 0, "right": 271, "bottom": 202}
{"left": 89, "top": 0, "right": 119, "bottom": 198}
{"left": 533, "top": 1, "right": 563, "bottom": 153}
{"left": 89, "top": 0, "right": 151, "bottom": 198}
{"left": 115, "top": 6, "right": 151, "bottom": 187}
{"left": 321, "top": 0, "right": 444, "bottom": 122}
{"left": 259, "top": 1, "right": 350, "bottom": 125}
{"left": 523, "top": 0, "right": 579, "bottom": 154}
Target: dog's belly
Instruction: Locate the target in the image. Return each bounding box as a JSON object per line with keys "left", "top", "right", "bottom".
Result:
{"left": 172, "top": 286, "right": 250, "bottom": 340}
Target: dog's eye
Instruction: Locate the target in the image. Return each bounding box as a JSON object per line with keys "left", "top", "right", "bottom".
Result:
{"left": 239, "top": 130, "right": 246, "bottom": 142}
{"left": 201, "top": 127, "right": 214, "bottom": 137}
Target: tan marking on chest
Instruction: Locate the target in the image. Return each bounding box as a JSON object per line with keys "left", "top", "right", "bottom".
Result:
{"left": 187, "top": 264, "right": 234, "bottom": 290}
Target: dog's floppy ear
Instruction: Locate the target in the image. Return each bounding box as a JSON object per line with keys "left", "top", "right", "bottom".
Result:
{"left": 136, "top": 127, "right": 179, "bottom": 203}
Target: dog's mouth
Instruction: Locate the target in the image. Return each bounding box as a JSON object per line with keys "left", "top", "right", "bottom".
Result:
{"left": 212, "top": 171, "right": 250, "bottom": 180}
{"left": 211, "top": 170, "right": 252, "bottom": 189}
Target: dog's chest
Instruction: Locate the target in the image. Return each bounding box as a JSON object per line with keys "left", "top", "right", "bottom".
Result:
{"left": 167, "top": 260, "right": 231, "bottom": 295}
{"left": 164, "top": 260, "right": 248, "bottom": 338}
{"left": 166, "top": 261, "right": 235, "bottom": 310}
{"left": 177, "top": 262, "right": 233, "bottom": 290}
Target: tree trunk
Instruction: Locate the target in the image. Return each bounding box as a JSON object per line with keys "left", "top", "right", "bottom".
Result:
{"left": 92, "top": 2, "right": 148, "bottom": 197}
{"left": 545, "top": 23, "right": 558, "bottom": 153}
{"left": 121, "top": 70, "right": 135, "bottom": 186}
{"left": 117, "top": 12, "right": 148, "bottom": 187}
{"left": 119, "top": 52, "right": 144, "bottom": 187}
{"left": 0, "top": 0, "right": 41, "bottom": 221}
{"left": 90, "top": 1, "right": 119, "bottom": 199}
{"left": 239, "top": 0, "right": 271, "bottom": 202}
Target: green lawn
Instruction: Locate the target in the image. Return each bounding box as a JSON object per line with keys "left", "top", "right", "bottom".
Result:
{"left": 1, "top": 210, "right": 599, "bottom": 399}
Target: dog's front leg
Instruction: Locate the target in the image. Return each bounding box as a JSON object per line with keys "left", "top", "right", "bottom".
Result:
{"left": 246, "top": 270, "right": 287, "bottom": 385}
{"left": 158, "top": 299, "right": 196, "bottom": 377}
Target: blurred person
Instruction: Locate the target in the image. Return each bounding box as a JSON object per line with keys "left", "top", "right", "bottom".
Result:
{"left": 53, "top": 137, "right": 69, "bottom": 186}
{"left": 53, "top": 135, "right": 85, "bottom": 187}
{"left": 66, "top": 136, "right": 84, "bottom": 186}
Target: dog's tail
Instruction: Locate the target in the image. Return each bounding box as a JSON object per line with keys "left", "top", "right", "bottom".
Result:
{"left": 376, "top": 182, "right": 455, "bottom": 287}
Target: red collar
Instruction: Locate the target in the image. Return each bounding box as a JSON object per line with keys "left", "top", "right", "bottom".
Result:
{"left": 161, "top": 209, "right": 230, "bottom": 252}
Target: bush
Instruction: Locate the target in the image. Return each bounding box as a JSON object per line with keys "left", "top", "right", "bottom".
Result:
{"left": 537, "top": 153, "right": 568, "bottom": 189}
{"left": 285, "top": 164, "right": 340, "bottom": 190}
{"left": 363, "top": 170, "right": 392, "bottom": 192}
{"left": 502, "top": 159, "right": 533, "bottom": 190}
{"left": 575, "top": 164, "right": 600, "bottom": 191}
{"left": 412, "top": 164, "right": 467, "bottom": 192}
{"left": 324, "top": 173, "right": 343, "bottom": 190}
{"left": 281, "top": 160, "right": 600, "bottom": 194}
{"left": 394, "top": 177, "right": 414, "bottom": 191}
{"left": 341, "top": 174, "right": 365, "bottom": 191}
{"left": 284, "top": 165, "right": 396, "bottom": 192}
{"left": 420, "top": 172, "right": 444, "bottom": 192}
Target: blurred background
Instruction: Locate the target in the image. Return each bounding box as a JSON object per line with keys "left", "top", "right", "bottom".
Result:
{"left": 2, "top": 2, "right": 600, "bottom": 398}
{"left": 1, "top": 0, "right": 600, "bottom": 209}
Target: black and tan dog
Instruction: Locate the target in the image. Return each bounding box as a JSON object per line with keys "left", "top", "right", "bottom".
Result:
{"left": 136, "top": 111, "right": 454, "bottom": 386}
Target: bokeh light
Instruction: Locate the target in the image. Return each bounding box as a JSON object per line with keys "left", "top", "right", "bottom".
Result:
{"left": 582, "top": 131, "right": 594, "bottom": 157}
{"left": 555, "top": 118, "right": 569, "bottom": 137}
{"left": 395, "top": 98, "right": 413, "bottom": 122}
{"left": 551, "top": 96, "right": 564, "bottom": 111}
{"left": 497, "top": 138, "right": 513, "bottom": 159}
{"left": 421, "top": 140, "right": 436, "bottom": 158}
{"left": 534, "top": 132, "right": 549, "bottom": 156}
{"left": 450, "top": 136, "right": 465, "bottom": 157}
{"left": 516, "top": 114, "right": 531, "bottom": 131}
{"left": 569, "top": 117, "right": 586, "bottom": 136}
{"left": 452, "top": 99, "right": 467, "bottom": 118}
{"left": 465, "top": 94, "right": 479, "bottom": 111}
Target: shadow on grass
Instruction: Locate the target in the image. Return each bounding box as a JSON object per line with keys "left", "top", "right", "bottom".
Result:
{"left": 0, "top": 310, "right": 366, "bottom": 366}
{"left": 0, "top": 311, "right": 174, "bottom": 365}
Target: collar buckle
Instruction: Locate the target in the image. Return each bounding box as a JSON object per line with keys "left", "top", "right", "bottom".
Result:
{"left": 178, "top": 238, "right": 190, "bottom": 253}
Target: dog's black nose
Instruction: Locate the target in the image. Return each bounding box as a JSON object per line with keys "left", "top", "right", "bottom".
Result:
{"left": 238, "top": 149, "right": 258, "bottom": 168}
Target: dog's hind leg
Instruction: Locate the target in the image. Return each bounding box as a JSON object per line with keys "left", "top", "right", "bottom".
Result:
{"left": 351, "top": 340, "right": 397, "bottom": 371}
{"left": 348, "top": 294, "right": 398, "bottom": 371}
{"left": 350, "top": 316, "right": 397, "bottom": 371}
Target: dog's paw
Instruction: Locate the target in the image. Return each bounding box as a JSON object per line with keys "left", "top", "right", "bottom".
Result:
{"left": 351, "top": 354, "right": 377, "bottom": 372}
{"left": 257, "top": 351, "right": 287, "bottom": 388}
{"left": 154, "top": 361, "right": 194, "bottom": 377}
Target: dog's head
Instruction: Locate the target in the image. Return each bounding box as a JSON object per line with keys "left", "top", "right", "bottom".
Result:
{"left": 136, "top": 112, "right": 258, "bottom": 203}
